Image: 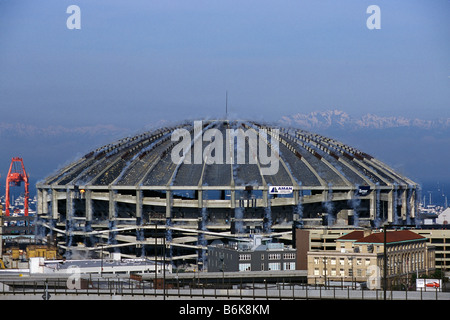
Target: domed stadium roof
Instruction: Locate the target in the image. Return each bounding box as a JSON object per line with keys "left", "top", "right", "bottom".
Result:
{"left": 41, "top": 119, "right": 416, "bottom": 190}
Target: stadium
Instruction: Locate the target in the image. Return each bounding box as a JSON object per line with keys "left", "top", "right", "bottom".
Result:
{"left": 36, "top": 119, "right": 420, "bottom": 266}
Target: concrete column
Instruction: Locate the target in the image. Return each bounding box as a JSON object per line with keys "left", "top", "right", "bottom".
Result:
{"left": 198, "top": 190, "right": 203, "bottom": 208}
{"left": 293, "top": 190, "right": 299, "bottom": 206}
{"left": 109, "top": 190, "right": 116, "bottom": 220}
{"left": 166, "top": 190, "right": 172, "bottom": 218}
{"left": 263, "top": 189, "right": 268, "bottom": 207}
{"left": 410, "top": 188, "right": 416, "bottom": 219}
{"left": 37, "top": 189, "right": 43, "bottom": 215}
{"left": 401, "top": 189, "right": 407, "bottom": 221}
{"left": 83, "top": 190, "right": 93, "bottom": 247}
{"left": 66, "top": 189, "right": 74, "bottom": 220}
{"left": 136, "top": 190, "right": 142, "bottom": 219}
{"left": 66, "top": 189, "right": 74, "bottom": 248}
{"left": 51, "top": 189, "right": 59, "bottom": 220}
{"left": 42, "top": 189, "right": 49, "bottom": 215}
{"left": 85, "top": 190, "right": 93, "bottom": 221}
{"left": 323, "top": 189, "right": 329, "bottom": 203}
{"left": 135, "top": 190, "right": 144, "bottom": 247}
{"left": 108, "top": 190, "right": 117, "bottom": 246}
{"left": 370, "top": 189, "right": 376, "bottom": 220}
{"left": 387, "top": 189, "right": 395, "bottom": 223}
{"left": 230, "top": 189, "right": 235, "bottom": 209}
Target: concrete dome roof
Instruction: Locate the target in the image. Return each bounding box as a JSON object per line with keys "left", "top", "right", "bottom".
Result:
{"left": 41, "top": 119, "right": 416, "bottom": 191}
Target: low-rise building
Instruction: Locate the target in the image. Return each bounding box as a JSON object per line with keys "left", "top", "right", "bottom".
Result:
{"left": 307, "top": 229, "right": 435, "bottom": 289}
{"left": 208, "top": 236, "right": 297, "bottom": 272}
{"left": 29, "top": 252, "right": 172, "bottom": 275}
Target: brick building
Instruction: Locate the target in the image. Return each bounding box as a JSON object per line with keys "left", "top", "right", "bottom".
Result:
{"left": 307, "top": 229, "right": 435, "bottom": 288}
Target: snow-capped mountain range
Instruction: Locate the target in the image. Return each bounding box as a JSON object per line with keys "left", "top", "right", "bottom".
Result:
{"left": 1, "top": 109, "right": 448, "bottom": 138}
{"left": 279, "top": 109, "right": 450, "bottom": 131}
{"left": 1, "top": 109, "right": 449, "bottom": 184}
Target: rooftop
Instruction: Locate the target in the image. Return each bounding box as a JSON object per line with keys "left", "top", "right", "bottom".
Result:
{"left": 355, "top": 230, "right": 426, "bottom": 244}
{"left": 337, "top": 230, "right": 366, "bottom": 241}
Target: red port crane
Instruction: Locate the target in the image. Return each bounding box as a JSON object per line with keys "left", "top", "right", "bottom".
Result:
{"left": 5, "top": 157, "right": 29, "bottom": 216}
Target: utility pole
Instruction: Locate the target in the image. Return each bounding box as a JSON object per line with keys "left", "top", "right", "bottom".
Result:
{"left": 163, "top": 229, "right": 166, "bottom": 300}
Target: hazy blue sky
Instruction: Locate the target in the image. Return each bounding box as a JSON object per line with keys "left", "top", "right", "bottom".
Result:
{"left": 0, "top": 0, "right": 449, "bottom": 193}
{"left": 1, "top": 0, "right": 449, "bottom": 129}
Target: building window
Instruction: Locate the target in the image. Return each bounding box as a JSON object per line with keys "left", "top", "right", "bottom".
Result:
{"left": 239, "top": 254, "right": 251, "bottom": 261}
{"left": 284, "top": 262, "right": 295, "bottom": 270}
{"left": 269, "top": 253, "right": 281, "bottom": 260}
{"left": 283, "top": 253, "right": 296, "bottom": 260}
{"left": 239, "top": 263, "right": 251, "bottom": 272}
{"left": 314, "top": 257, "right": 320, "bottom": 265}
{"left": 268, "top": 263, "right": 281, "bottom": 271}
{"left": 314, "top": 268, "right": 320, "bottom": 276}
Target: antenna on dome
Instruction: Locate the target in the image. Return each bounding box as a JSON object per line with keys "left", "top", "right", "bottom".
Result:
{"left": 225, "top": 90, "right": 228, "bottom": 118}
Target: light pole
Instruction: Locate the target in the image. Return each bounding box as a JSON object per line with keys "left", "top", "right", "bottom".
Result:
{"left": 100, "top": 244, "right": 103, "bottom": 277}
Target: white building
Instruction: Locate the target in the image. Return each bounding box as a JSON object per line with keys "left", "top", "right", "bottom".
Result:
{"left": 29, "top": 253, "right": 172, "bottom": 275}
{"left": 436, "top": 208, "right": 450, "bottom": 225}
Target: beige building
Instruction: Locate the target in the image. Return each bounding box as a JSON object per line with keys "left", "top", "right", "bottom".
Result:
{"left": 415, "top": 229, "right": 449, "bottom": 271}
{"left": 307, "top": 229, "right": 435, "bottom": 289}
{"left": 296, "top": 227, "right": 449, "bottom": 273}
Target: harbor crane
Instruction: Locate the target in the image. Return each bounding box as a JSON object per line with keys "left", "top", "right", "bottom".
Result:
{"left": 5, "top": 157, "right": 29, "bottom": 216}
